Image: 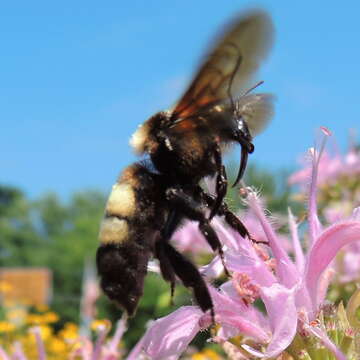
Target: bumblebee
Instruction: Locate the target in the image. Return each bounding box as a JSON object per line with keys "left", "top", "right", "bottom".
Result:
{"left": 97, "top": 9, "right": 274, "bottom": 318}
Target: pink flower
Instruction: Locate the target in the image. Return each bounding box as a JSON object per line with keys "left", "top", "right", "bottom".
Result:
{"left": 289, "top": 131, "right": 360, "bottom": 189}
{"left": 289, "top": 150, "right": 343, "bottom": 188}
{"left": 127, "top": 307, "right": 204, "bottom": 360}
{"left": 80, "top": 263, "right": 100, "bottom": 335}
{"left": 289, "top": 131, "right": 360, "bottom": 218}
{"left": 172, "top": 220, "right": 213, "bottom": 254}
{"left": 127, "top": 128, "right": 360, "bottom": 360}
{"left": 71, "top": 317, "right": 126, "bottom": 360}
{"left": 289, "top": 131, "right": 360, "bottom": 286}
{"left": 0, "top": 347, "right": 11, "bottom": 360}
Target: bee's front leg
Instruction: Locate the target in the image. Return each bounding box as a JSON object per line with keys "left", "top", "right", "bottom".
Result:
{"left": 208, "top": 143, "right": 227, "bottom": 221}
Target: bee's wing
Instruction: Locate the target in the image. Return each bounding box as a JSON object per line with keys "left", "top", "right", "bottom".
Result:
{"left": 170, "top": 9, "right": 274, "bottom": 121}
{"left": 236, "top": 93, "right": 275, "bottom": 137}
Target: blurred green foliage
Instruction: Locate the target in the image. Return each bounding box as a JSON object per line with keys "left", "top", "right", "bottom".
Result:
{"left": 0, "top": 163, "right": 302, "bottom": 349}
{"left": 0, "top": 187, "right": 106, "bottom": 324}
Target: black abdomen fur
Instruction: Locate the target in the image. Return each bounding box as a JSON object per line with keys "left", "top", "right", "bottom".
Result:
{"left": 97, "top": 162, "right": 165, "bottom": 315}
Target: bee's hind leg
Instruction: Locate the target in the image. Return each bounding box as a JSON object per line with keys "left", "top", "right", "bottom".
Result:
{"left": 155, "top": 209, "right": 215, "bottom": 322}
{"left": 155, "top": 210, "right": 182, "bottom": 304}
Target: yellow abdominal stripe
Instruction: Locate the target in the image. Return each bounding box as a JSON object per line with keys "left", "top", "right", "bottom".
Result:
{"left": 99, "top": 217, "right": 129, "bottom": 244}
{"left": 98, "top": 183, "right": 137, "bottom": 244}
{"left": 106, "top": 183, "right": 136, "bottom": 217}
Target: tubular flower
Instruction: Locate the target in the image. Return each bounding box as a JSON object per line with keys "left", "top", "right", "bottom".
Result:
{"left": 289, "top": 132, "right": 360, "bottom": 288}
{"left": 127, "top": 128, "right": 360, "bottom": 360}
{"left": 288, "top": 132, "right": 360, "bottom": 215}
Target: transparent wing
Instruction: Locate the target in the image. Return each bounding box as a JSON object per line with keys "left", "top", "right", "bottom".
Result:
{"left": 170, "top": 9, "right": 274, "bottom": 121}
{"left": 236, "top": 93, "right": 275, "bottom": 137}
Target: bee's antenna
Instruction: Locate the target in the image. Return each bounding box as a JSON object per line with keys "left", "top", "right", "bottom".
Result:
{"left": 243, "top": 80, "right": 264, "bottom": 96}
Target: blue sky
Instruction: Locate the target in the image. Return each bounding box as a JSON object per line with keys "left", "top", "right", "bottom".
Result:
{"left": 1, "top": 1, "right": 359, "bottom": 198}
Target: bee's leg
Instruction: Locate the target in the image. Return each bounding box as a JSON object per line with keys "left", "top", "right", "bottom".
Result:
{"left": 155, "top": 238, "right": 176, "bottom": 303}
{"left": 155, "top": 210, "right": 215, "bottom": 322}
{"left": 157, "top": 240, "right": 215, "bottom": 323}
{"left": 198, "top": 189, "right": 268, "bottom": 245}
{"left": 166, "top": 187, "right": 230, "bottom": 277}
{"left": 155, "top": 210, "right": 182, "bottom": 303}
{"left": 209, "top": 143, "right": 227, "bottom": 221}
{"left": 218, "top": 202, "right": 268, "bottom": 245}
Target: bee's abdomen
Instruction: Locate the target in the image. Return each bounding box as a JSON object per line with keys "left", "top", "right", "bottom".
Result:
{"left": 97, "top": 162, "right": 163, "bottom": 315}
{"left": 98, "top": 182, "right": 136, "bottom": 245}
{"left": 99, "top": 163, "right": 160, "bottom": 245}
{"left": 96, "top": 241, "right": 150, "bottom": 316}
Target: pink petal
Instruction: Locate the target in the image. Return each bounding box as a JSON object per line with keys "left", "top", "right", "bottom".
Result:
{"left": 0, "top": 347, "right": 11, "bottom": 360}
{"left": 172, "top": 220, "right": 212, "bottom": 254}
{"left": 225, "top": 250, "right": 276, "bottom": 287}
{"left": 220, "top": 281, "right": 269, "bottom": 329}
{"left": 217, "top": 323, "right": 242, "bottom": 341}
{"left": 242, "top": 344, "right": 267, "bottom": 358}
{"left": 260, "top": 284, "right": 298, "bottom": 357}
{"left": 107, "top": 315, "right": 128, "bottom": 354}
{"left": 288, "top": 208, "right": 305, "bottom": 273}
{"left": 305, "top": 221, "right": 360, "bottom": 313}
{"left": 209, "top": 286, "right": 270, "bottom": 343}
{"left": 126, "top": 336, "right": 146, "bottom": 360}
{"left": 305, "top": 325, "right": 347, "bottom": 360}
{"left": 244, "top": 284, "right": 298, "bottom": 358}
{"left": 12, "top": 342, "right": 28, "bottom": 360}
{"left": 200, "top": 255, "right": 224, "bottom": 279}
{"left": 246, "top": 191, "right": 299, "bottom": 288}
{"left": 31, "top": 327, "right": 47, "bottom": 360}
{"left": 127, "top": 306, "right": 203, "bottom": 360}
{"left": 211, "top": 216, "right": 242, "bottom": 251}
{"left": 92, "top": 324, "right": 110, "bottom": 360}
{"left": 316, "top": 267, "right": 335, "bottom": 306}
{"left": 69, "top": 337, "right": 93, "bottom": 360}
{"left": 307, "top": 147, "right": 322, "bottom": 244}
{"left": 215, "top": 310, "right": 270, "bottom": 343}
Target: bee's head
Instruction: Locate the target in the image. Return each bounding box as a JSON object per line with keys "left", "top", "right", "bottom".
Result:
{"left": 130, "top": 111, "right": 171, "bottom": 155}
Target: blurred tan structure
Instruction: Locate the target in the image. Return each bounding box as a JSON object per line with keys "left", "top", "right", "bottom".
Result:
{"left": 0, "top": 268, "right": 52, "bottom": 305}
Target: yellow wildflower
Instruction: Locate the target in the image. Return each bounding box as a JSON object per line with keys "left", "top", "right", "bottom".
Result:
{"left": 91, "top": 319, "right": 111, "bottom": 332}
{"left": 26, "top": 313, "right": 43, "bottom": 324}
{"left": 42, "top": 311, "right": 59, "bottom": 323}
{"left": 58, "top": 322, "right": 79, "bottom": 341}
{"left": 0, "top": 321, "right": 16, "bottom": 333}
{"left": 48, "top": 337, "right": 68, "bottom": 353}
{"left": 33, "top": 324, "right": 53, "bottom": 341}
{"left": 192, "top": 349, "right": 222, "bottom": 360}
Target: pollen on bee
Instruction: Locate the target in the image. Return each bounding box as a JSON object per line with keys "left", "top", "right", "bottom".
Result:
{"left": 99, "top": 217, "right": 129, "bottom": 244}
{"left": 106, "top": 183, "right": 136, "bottom": 217}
